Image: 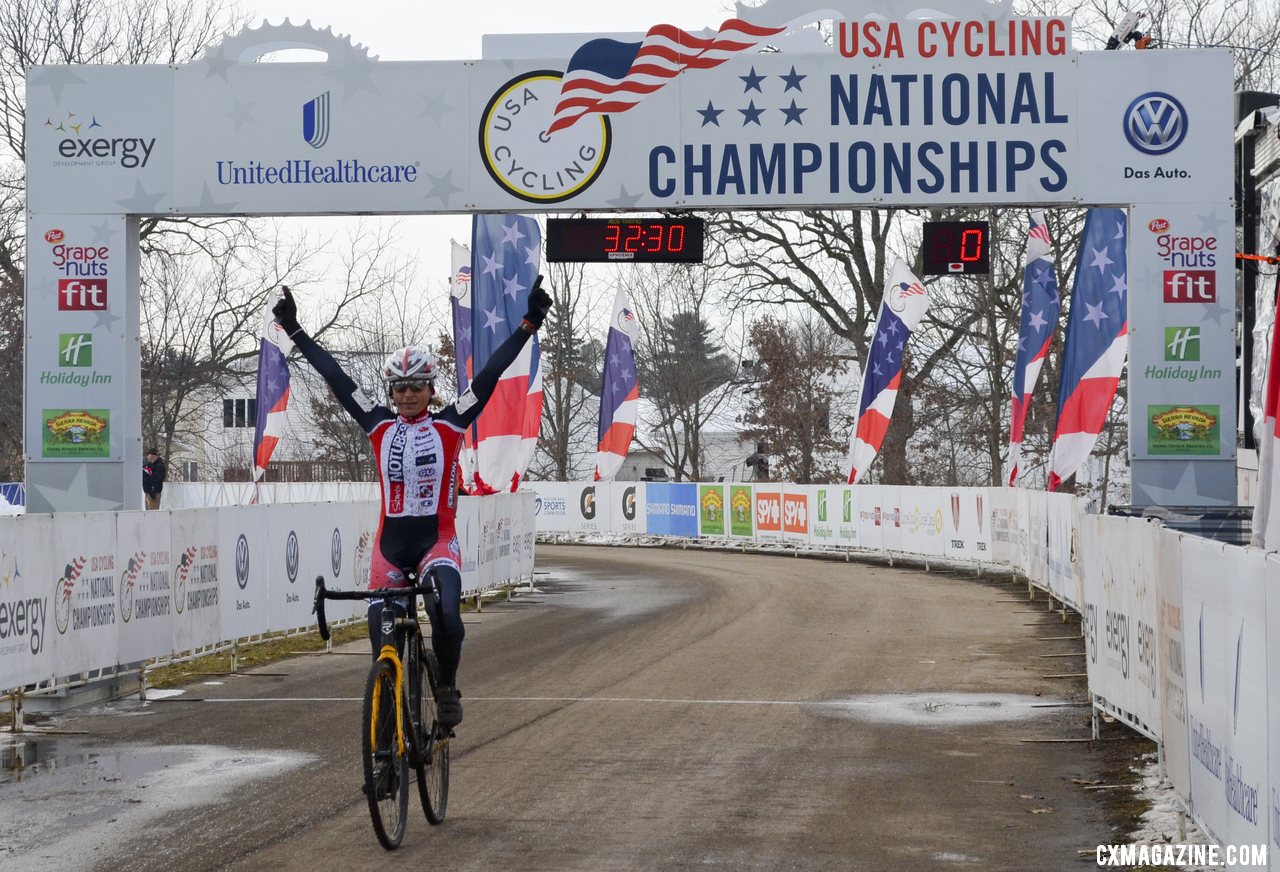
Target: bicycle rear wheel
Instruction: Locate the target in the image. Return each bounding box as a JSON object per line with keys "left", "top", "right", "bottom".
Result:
{"left": 362, "top": 658, "right": 410, "bottom": 849}
{"left": 414, "top": 647, "right": 450, "bottom": 824}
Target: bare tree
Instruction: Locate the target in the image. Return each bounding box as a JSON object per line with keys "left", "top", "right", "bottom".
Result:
{"left": 740, "top": 314, "right": 849, "bottom": 483}
{"left": 528, "top": 260, "right": 607, "bottom": 480}
{"left": 622, "top": 262, "right": 738, "bottom": 481}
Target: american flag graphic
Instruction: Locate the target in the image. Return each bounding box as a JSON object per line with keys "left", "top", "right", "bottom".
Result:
{"left": 595, "top": 287, "right": 641, "bottom": 481}
{"left": 545, "top": 18, "right": 787, "bottom": 135}
{"left": 451, "top": 241, "right": 477, "bottom": 491}
{"left": 252, "top": 300, "right": 294, "bottom": 488}
{"left": 1047, "top": 209, "right": 1128, "bottom": 492}
{"left": 846, "top": 259, "right": 931, "bottom": 484}
{"left": 1008, "top": 211, "right": 1060, "bottom": 486}
{"left": 470, "top": 215, "right": 543, "bottom": 493}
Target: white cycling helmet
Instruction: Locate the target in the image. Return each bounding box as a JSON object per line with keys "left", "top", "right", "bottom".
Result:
{"left": 382, "top": 345, "right": 438, "bottom": 385}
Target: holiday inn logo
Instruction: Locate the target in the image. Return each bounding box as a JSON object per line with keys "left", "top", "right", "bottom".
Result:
{"left": 1164, "top": 326, "right": 1200, "bottom": 362}
{"left": 59, "top": 333, "right": 93, "bottom": 367}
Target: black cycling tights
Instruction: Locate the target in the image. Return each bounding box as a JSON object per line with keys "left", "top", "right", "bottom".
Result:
{"left": 366, "top": 565, "right": 465, "bottom": 687}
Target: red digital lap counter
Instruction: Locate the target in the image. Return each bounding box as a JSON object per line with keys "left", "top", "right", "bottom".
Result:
{"left": 921, "top": 220, "right": 991, "bottom": 275}
{"left": 546, "top": 217, "right": 705, "bottom": 263}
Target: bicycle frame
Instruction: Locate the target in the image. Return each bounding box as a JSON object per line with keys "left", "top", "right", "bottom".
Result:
{"left": 315, "top": 571, "right": 441, "bottom": 759}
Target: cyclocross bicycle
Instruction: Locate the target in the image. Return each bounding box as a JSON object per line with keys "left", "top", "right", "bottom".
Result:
{"left": 314, "top": 571, "right": 451, "bottom": 849}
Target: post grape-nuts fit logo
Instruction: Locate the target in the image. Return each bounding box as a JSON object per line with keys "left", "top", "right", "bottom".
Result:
{"left": 235, "top": 533, "right": 250, "bottom": 590}
{"left": 1122, "top": 92, "right": 1188, "bottom": 156}
{"left": 330, "top": 528, "right": 342, "bottom": 578}
{"left": 285, "top": 531, "right": 299, "bottom": 584}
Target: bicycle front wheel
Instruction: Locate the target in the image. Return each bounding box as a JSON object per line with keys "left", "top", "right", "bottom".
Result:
{"left": 415, "top": 647, "right": 450, "bottom": 824}
{"left": 362, "top": 658, "right": 410, "bottom": 849}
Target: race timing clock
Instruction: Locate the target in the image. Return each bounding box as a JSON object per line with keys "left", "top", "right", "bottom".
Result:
{"left": 546, "top": 217, "right": 705, "bottom": 263}
{"left": 921, "top": 220, "right": 991, "bottom": 275}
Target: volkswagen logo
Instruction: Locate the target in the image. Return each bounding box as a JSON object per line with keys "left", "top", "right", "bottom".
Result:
{"left": 330, "top": 528, "right": 342, "bottom": 578}
{"left": 235, "top": 533, "right": 250, "bottom": 590}
{"left": 1123, "top": 92, "right": 1187, "bottom": 156}
{"left": 285, "top": 531, "right": 299, "bottom": 584}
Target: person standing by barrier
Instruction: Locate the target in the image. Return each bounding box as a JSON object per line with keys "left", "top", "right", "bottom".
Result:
{"left": 143, "top": 448, "right": 166, "bottom": 510}
{"left": 270, "top": 281, "right": 552, "bottom": 729}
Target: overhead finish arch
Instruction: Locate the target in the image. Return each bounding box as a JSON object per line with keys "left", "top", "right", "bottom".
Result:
{"left": 24, "top": 2, "right": 1236, "bottom": 510}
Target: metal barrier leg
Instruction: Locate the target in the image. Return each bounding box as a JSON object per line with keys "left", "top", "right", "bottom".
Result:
{"left": 10, "top": 688, "right": 23, "bottom": 733}
{"left": 138, "top": 667, "right": 147, "bottom": 702}
{"left": 230, "top": 639, "right": 239, "bottom": 674}
{"left": 1090, "top": 698, "right": 1100, "bottom": 741}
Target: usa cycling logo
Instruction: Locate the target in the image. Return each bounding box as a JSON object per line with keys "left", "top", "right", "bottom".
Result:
{"left": 285, "top": 531, "right": 299, "bottom": 584}
{"left": 1123, "top": 92, "right": 1188, "bottom": 156}
{"left": 235, "top": 533, "right": 250, "bottom": 590}
{"left": 303, "top": 92, "right": 330, "bottom": 149}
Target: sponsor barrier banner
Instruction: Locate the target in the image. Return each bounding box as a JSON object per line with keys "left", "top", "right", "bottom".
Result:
{"left": 1021, "top": 489, "right": 1048, "bottom": 589}
{"left": 835, "top": 486, "right": 859, "bottom": 549}
{"left": 726, "top": 484, "right": 753, "bottom": 539}
{"left": 698, "top": 484, "right": 727, "bottom": 537}
{"left": 854, "top": 485, "right": 884, "bottom": 552}
{"left": 0, "top": 497, "right": 537, "bottom": 690}
{"left": 1180, "top": 537, "right": 1270, "bottom": 845}
{"left": 529, "top": 482, "right": 574, "bottom": 533}
{"left": 455, "top": 493, "right": 481, "bottom": 594}
{"left": 572, "top": 482, "right": 608, "bottom": 534}
{"left": 781, "top": 486, "right": 811, "bottom": 546}
{"left": 900, "top": 487, "right": 946, "bottom": 557}
{"left": 646, "top": 483, "right": 697, "bottom": 538}
{"left": 169, "top": 508, "right": 221, "bottom": 653}
{"left": 51, "top": 512, "right": 120, "bottom": 677}
{"left": 753, "top": 485, "right": 783, "bottom": 543}
{"left": 1079, "top": 514, "right": 1161, "bottom": 738}
{"left": 1046, "top": 491, "right": 1080, "bottom": 609}
{"left": 809, "top": 485, "right": 839, "bottom": 548}
{"left": 612, "top": 482, "right": 646, "bottom": 536}
{"left": 217, "top": 506, "right": 271, "bottom": 640}
{"left": 266, "top": 504, "right": 323, "bottom": 631}
{"left": 0, "top": 515, "right": 56, "bottom": 689}
{"left": 116, "top": 510, "right": 174, "bottom": 665}
{"left": 1266, "top": 555, "right": 1280, "bottom": 866}
{"left": 989, "top": 487, "right": 1019, "bottom": 567}
{"left": 1156, "top": 528, "right": 1192, "bottom": 804}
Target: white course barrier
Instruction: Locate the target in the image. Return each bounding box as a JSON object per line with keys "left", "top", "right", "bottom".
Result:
{"left": 527, "top": 480, "right": 1279, "bottom": 864}
{"left": 0, "top": 493, "right": 535, "bottom": 694}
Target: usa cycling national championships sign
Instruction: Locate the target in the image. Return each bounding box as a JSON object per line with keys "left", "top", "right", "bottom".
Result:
{"left": 24, "top": 21, "right": 1231, "bottom": 215}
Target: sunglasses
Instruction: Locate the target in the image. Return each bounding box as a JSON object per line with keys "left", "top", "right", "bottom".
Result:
{"left": 390, "top": 380, "right": 431, "bottom": 394}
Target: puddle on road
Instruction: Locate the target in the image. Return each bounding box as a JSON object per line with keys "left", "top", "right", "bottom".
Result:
{"left": 508, "top": 567, "right": 691, "bottom": 621}
{"left": 0, "top": 741, "right": 312, "bottom": 869}
{"left": 815, "top": 693, "right": 1061, "bottom": 727}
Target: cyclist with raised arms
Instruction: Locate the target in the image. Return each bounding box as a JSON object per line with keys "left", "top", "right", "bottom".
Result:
{"left": 272, "top": 279, "right": 552, "bottom": 729}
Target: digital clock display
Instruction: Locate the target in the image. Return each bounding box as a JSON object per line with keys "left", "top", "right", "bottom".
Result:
{"left": 546, "top": 217, "right": 705, "bottom": 263}
{"left": 921, "top": 220, "right": 991, "bottom": 275}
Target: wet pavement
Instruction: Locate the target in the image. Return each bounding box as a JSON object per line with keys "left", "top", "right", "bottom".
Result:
{"left": 0, "top": 546, "right": 1119, "bottom": 871}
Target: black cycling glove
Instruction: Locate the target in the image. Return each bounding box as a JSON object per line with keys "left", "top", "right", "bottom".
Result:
{"left": 272, "top": 286, "right": 302, "bottom": 337}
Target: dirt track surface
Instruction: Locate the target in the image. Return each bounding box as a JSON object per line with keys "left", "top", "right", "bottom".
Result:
{"left": 3, "top": 545, "right": 1126, "bottom": 871}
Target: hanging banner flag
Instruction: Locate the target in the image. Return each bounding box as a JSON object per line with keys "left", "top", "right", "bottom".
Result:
{"left": 1008, "top": 211, "right": 1061, "bottom": 486}
{"left": 1251, "top": 271, "right": 1280, "bottom": 547}
{"left": 595, "top": 286, "right": 641, "bottom": 480}
{"left": 450, "top": 239, "right": 476, "bottom": 492}
{"left": 470, "top": 214, "right": 543, "bottom": 493}
{"left": 546, "top": 18, "right": 788, "bottom": 135}
{"left": 846, "top": 258, "right": 930, "bottom": 484}
{"left": 251, "top": 299, "right": 294, "bottom": 496}
{"left": 1048, "top": 208, "right": 1129, "bottom": 491}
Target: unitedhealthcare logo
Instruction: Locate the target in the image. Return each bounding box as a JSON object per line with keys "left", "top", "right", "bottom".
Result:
{"left": 1123, "top": 92, "right": 1188, "bottom": 156}
{"left": 1232, "top": 620, "right": 1243, "bottom": 734}
{"left": 1198, "top": 604, "right": 1204, "bottom": 704}
{"left": 303, "top": 92, "right": 330, "bottom": 149}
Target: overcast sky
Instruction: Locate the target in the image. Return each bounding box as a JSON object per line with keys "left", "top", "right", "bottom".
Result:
{"left": 243, "top": 0, "right": 745, "bottom": 344}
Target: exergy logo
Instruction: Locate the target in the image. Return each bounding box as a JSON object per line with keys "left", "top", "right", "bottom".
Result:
{"left": 46, "top": 111, "right": 156, "bottom": 169}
